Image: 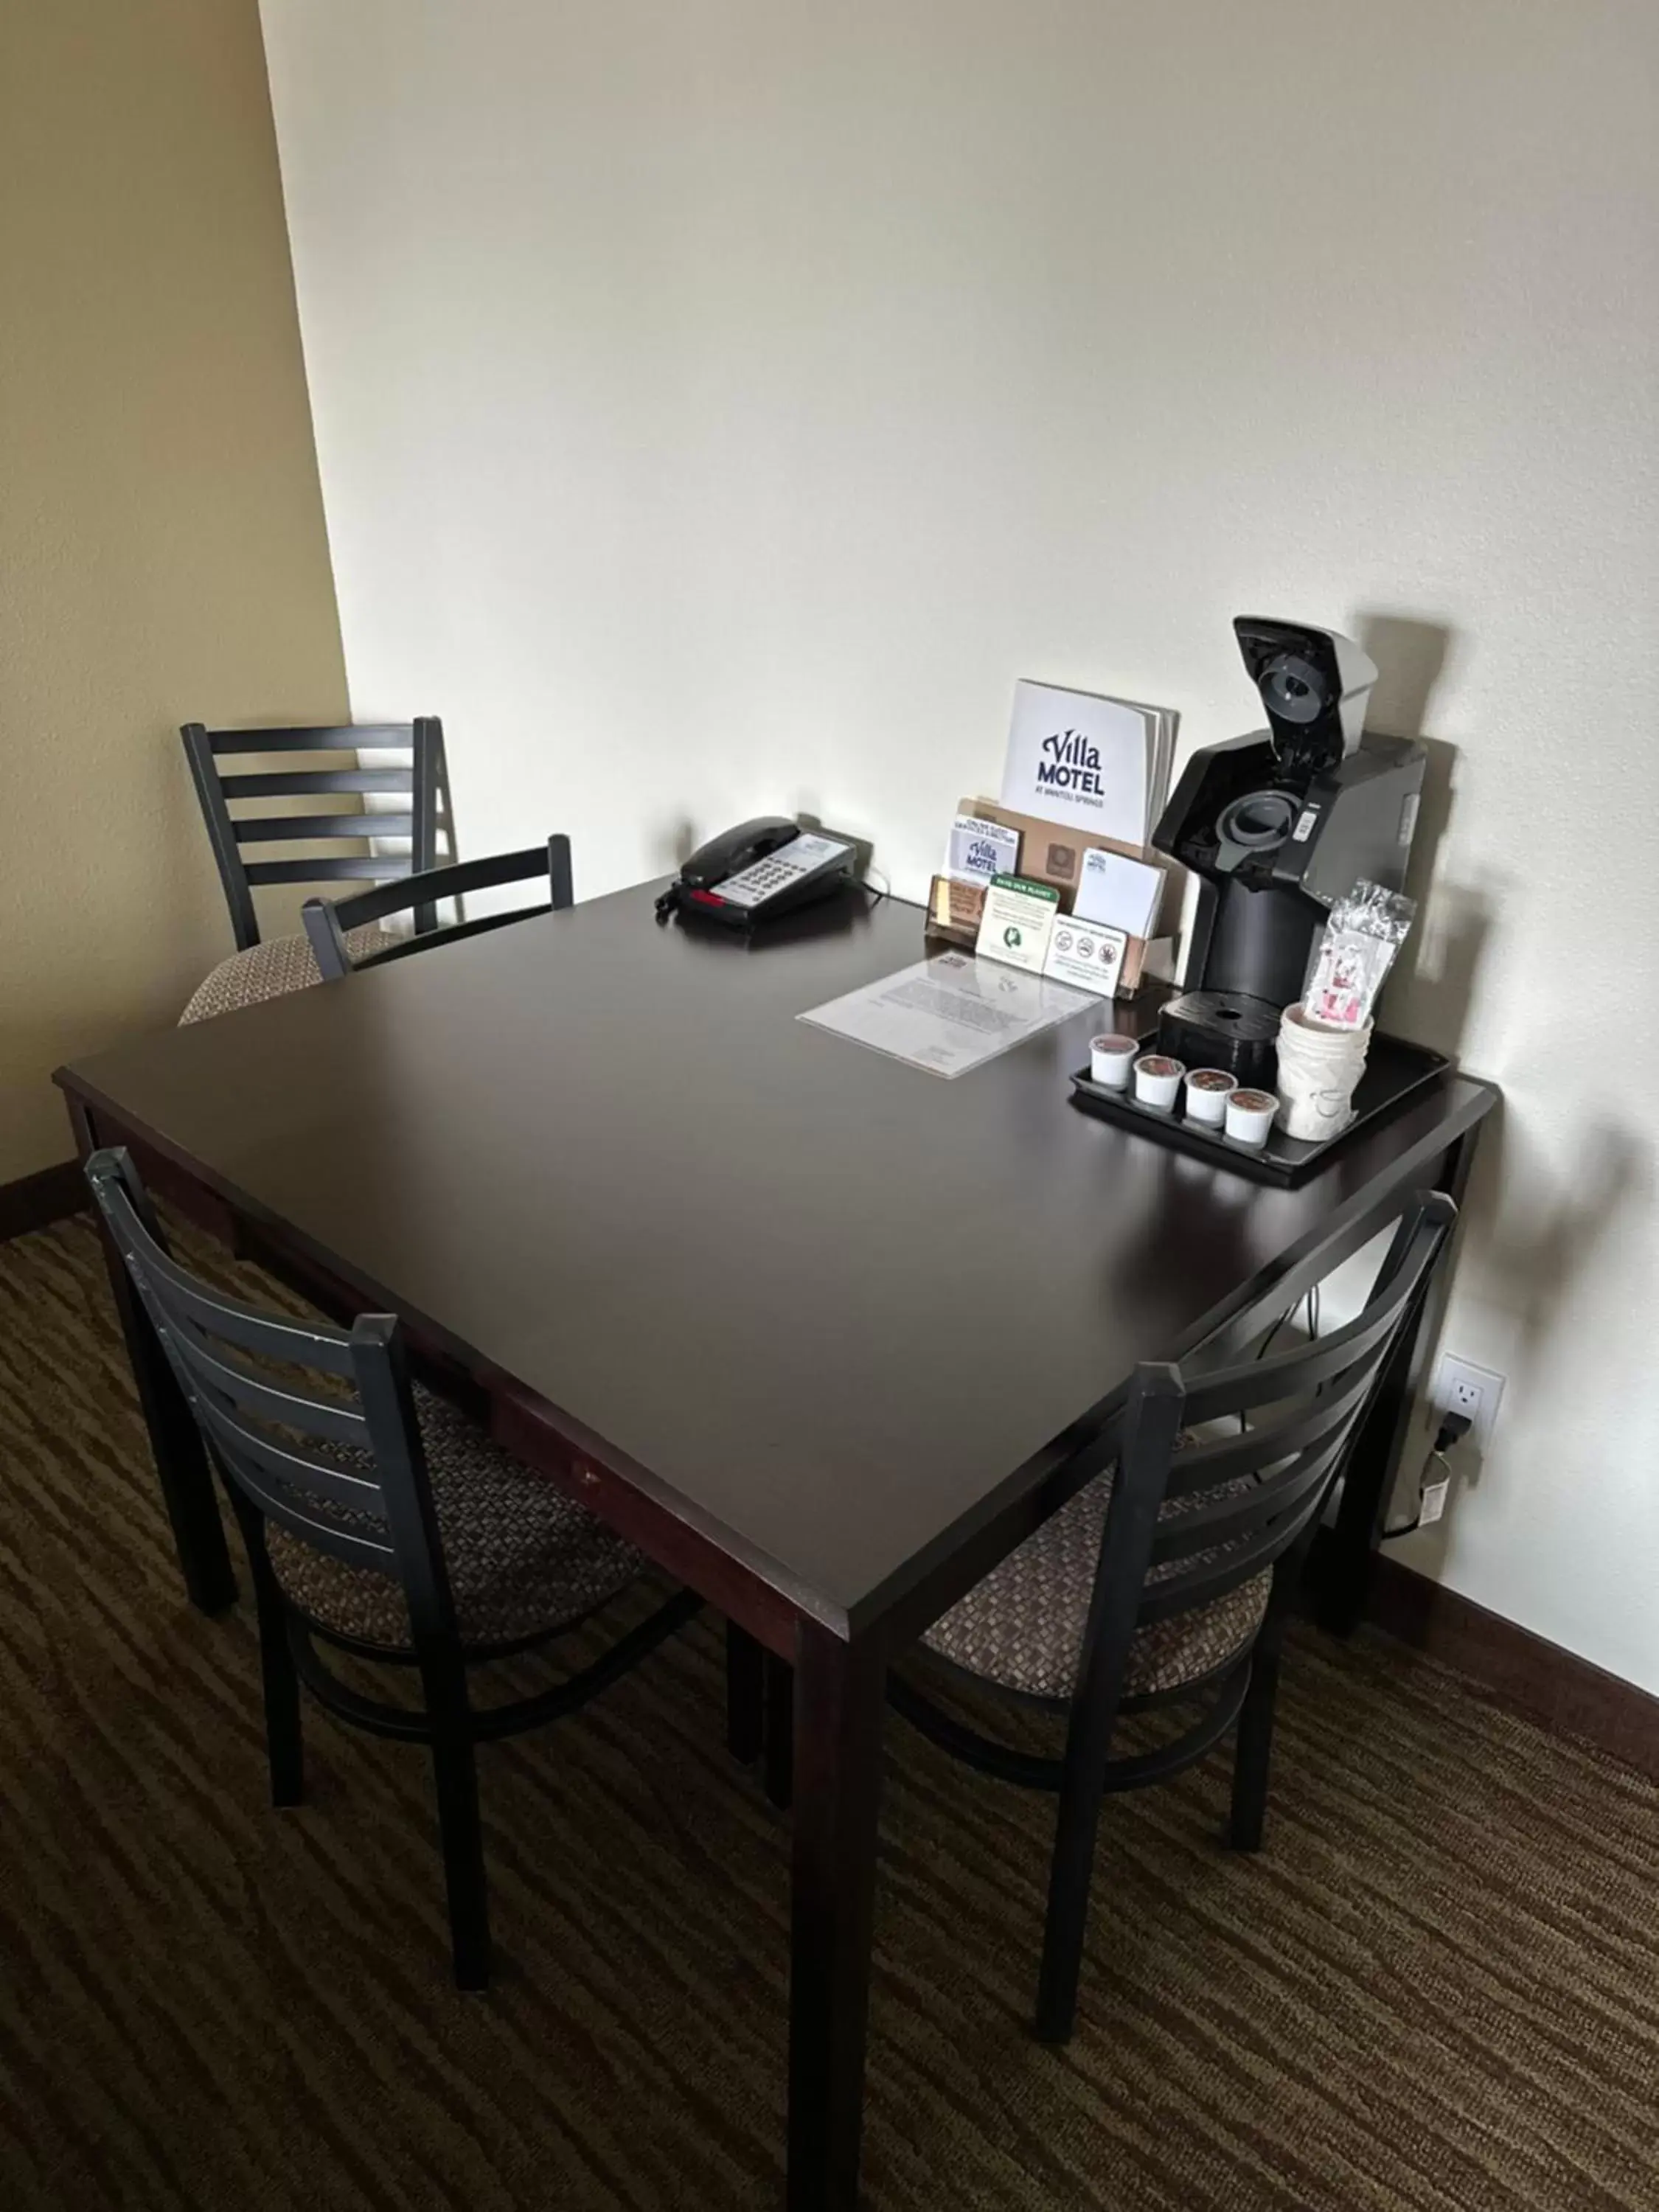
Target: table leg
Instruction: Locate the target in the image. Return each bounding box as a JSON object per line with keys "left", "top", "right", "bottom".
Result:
{"left": 726, "top": 1619, "right": 764, "bottom": 1764}
{"left": 787, "top": 1618, "right": 885, "bottom": 2212}
{"left": 765, "top": 1652, "right": 795, "bottom": 1809}
{"left": 66, "top": 1100, "right": 236, "bottom": 1615}
{"left": 1315, "top": 1129, "right": 1476, "bottom": 1634}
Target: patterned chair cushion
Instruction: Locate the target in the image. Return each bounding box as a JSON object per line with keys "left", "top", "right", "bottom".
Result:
{"left": 179, "top": 925, "right": 389, "bottom": 1024}
{"left": 265, "top": 1385, "right": 645, "bottom": 1651}
{"left": 922, "top": 1457, "right": 1270, "bottom": 1703}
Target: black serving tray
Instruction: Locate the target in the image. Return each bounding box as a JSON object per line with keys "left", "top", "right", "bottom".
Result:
{"left": 1068, "top": 1028, "right": 1451, "bottom": 1186}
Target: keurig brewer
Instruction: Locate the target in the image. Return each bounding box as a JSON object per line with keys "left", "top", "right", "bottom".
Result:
{"left": 1150, "top": 618, "right": 1425, "bottom": 1085}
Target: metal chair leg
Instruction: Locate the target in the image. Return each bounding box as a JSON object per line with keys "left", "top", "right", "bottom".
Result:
{"left": 231, "top": 1494, "right": 303, "bottom": 1806}
{"left": 1228, "top": 1646, "right": 1281, "bottom": 1852}
{"left": 420, "top": 1649, "right": 490, "bottom": 1990}
{"left": 1034, "top": 1742, "right": 1107, "bottom": 2044}
{"left": 1231, "top": 1526, "right": 1317, "bottom": 1852}
{"left": 254, "top": 1588, "right": 304, "bottom": 1808}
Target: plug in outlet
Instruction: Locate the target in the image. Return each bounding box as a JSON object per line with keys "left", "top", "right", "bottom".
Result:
{"left": 1431, "top": 1356, "right": 1504, "bottom": 1453}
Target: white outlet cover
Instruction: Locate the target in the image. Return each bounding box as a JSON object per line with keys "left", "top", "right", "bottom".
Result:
{"left": 1431, "top": 1355, "right": 1505, "bottom": 1452}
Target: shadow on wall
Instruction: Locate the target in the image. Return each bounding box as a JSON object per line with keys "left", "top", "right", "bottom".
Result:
{"left": 1486, "top": 1116, "right": 1651, "bottom": 1385}
{"left": 1397, "top": 1099, "right": 1651, "bottom": 1571}
{"left": 1349, "top": 610, "right": 1497, "bottom": 1065}
{"left": 1349, "top": 613, "right": 1655, "bottom": 1554}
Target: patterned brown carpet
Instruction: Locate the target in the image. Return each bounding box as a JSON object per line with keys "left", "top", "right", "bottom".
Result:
{"left": 0, "top": 1212, "right": 1655, "bottom": 2212}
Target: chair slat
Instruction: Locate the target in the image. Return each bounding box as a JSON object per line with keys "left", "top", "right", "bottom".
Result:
{"left": 193, "top": 1388, "right": 388, "bottom": 1522}
{"left": 168, "top": 1327, "right": 370, "bottom": 1447}
{"left": 341, "top": 907, "right": 552, "bottom": 973}
{"left": 212, "top": 1445, "right": 398, "bottom": 1571}
{"left": 220, "top": 769, "right": 415, "bottom": 799}
{"left": 302, "top": 836, "right": 572, "bottom": 980}
{"left": 1175, "top": 1292, "right": 1409, "bottom": 1425}
{"left": 244, "top": 857, "right": 412, "bottom": 887}
{"left": 1135, "top": 1499, "right": 1317, "bottom": 1621}
{"left": 1139, "top": 1432, "right": 1352, "bottom": 1615}
{"left": 233, "top": 813, "right": 416, "bottom": 844}
{"left": 206, "top": 726, "right": 416, "bottom": 754}
{"left": 1175, "top": 1208, "right": 1449, "bottom": 1425}
{"left": 104, "top": 1195, "right": 359, "bottom": 1378}
{"left": 1148, "top": 1432, "right": 1345, "bottom": 1566}
{"left": 1163, "top": 1357, "right": 1378, "bottom": 1493}
{"left": 326, "top": 843, "right": 556, "bottom": 931}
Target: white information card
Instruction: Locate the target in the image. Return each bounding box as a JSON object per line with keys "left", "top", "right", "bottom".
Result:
{"left": 944, "top": 813, "right": 1020, "bottom": 886}
{"left": 1044, "top": 917, "right": 1129, "bottom": 997}
{"left": 798, "top": 953, "right": 1098, "bottom": 1079}
{"left": 1072, "top": 846, "right": 1164, "bottom": 939}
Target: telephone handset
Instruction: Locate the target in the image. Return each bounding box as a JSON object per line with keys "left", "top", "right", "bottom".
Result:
{"left": 655, "top": 817, "right": 858, "bottom": 928}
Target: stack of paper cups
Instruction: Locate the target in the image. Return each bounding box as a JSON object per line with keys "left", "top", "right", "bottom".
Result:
{"left": 1276, "top": 1004, "right": 1371, "bottom": 1141}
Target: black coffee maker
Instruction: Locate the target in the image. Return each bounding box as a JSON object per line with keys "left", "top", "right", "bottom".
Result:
{"left": 1151, "top": 618, "right": 1425, "bottom": 1087}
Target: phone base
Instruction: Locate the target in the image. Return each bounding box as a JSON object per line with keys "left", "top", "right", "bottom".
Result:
{"left": 667, "top": 870, "right": 858, "bottom": 931}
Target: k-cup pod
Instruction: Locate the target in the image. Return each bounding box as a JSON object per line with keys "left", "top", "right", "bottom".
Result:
{"left": 1133, "top": 1054, "right": 1186, "bottom": 1113}
{"left": 1089, "top": 1033, "right": 1139, "bottom": 1089}
{"left": 1225, "top": 1088, "right": 1280, "bottom": 1149}
{"left": 1183, "top": 1068, "right": 1237, "bottom": 1128}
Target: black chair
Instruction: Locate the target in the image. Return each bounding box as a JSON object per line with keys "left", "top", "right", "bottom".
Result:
{"left": 302, "top": 837, "right": 573, "bottom": 981}
{"left": 179, "top": 718, "right": 448, "bottom": 1020}
{"left": 85, "top": 1147, "right": 699, "bottom": 1989}
{"left": 887, "top": 1191, "right": 1457, "bottom": 2044}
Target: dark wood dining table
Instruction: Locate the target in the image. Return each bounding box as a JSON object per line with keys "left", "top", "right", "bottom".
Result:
{"left": 56, "top": 881, "right": 1495, "bottom": 2210}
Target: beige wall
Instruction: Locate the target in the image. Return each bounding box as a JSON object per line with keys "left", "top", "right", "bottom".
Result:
{"left": 260, "top": 0, "right": 1658, "bottom": 1691}
{"left": 0, "top": 0, "right": 346, "bottom": 1180}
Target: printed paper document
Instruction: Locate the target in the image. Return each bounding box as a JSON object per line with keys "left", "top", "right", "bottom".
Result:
{"left": 798, "top": 953, "right": 1098, "bottom": 1079}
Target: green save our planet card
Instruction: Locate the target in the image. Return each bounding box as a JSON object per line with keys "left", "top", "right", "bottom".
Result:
{"left": 973, "top": 873, "right": 1061, "bottom": 975}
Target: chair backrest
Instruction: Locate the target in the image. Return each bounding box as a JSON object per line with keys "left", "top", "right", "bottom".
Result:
{"left": 1077, "top": 1190, "right": 1458, "bottom": 1717}
{"left": 83, "top": 1148, "right": 458, "bottom": 1644}
{"left": 181, "top": 719, "right": 448, "bottom": 952}
{"left": 301, "top": 835, "right": 573, "bottom": 980}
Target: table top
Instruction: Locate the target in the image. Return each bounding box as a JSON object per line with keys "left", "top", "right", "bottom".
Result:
{"left": 59, "top": 884, "right": 1494, "bottom": 1636}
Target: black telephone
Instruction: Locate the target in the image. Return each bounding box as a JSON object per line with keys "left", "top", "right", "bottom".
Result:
{"left": 655, "top": 817, "right": 858, "bottom": 928}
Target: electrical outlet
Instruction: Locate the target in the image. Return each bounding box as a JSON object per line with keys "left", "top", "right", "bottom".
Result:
{"left": 1431, "top": 1355, "right": 1504, "bottom": 1453}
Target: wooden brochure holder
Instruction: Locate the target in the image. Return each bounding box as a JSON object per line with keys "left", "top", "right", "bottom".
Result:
{"left": 924, "top": 796, "right": 1180, "bottom": 993}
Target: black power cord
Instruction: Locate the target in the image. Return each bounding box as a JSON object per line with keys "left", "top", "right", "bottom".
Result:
{"left": 1433, "top": 1410, "right": 1474, "bottom": 1455}
{"left": 1384, "top": 1409, "right": 1472, "bottom": 1538}
{"left": 1238, "top": 1284, "right": 1321, "bottom": 1433}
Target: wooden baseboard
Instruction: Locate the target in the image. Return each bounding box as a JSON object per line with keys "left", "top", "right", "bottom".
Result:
{"left": 1368, "top": 1554, "right": 1657, "bottom": 1782}
{"left": 0, "top": 1158, "right": 89, "bottom": 1242}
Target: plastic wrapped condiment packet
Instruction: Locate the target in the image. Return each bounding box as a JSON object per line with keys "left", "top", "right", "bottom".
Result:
{"left": 1303, "top": 880, "right": 1416, "bottom": 1029}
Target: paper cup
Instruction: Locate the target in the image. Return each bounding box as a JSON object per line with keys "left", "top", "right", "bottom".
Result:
{"left": 1183, "top": 1068, "right": 1238, "bottom": 1127}
{"left": 1276, "top": 1003, "right": 1370, "bottom": 1140}
{"left": 1133, "top": 1054, "right": 1185, "bottom": 1113}
{"left": 1089, "top": 1034, "right": 1139, "bottom": 1089}
{"left": 1225, "top": 1088, "right": 1280, "bottom": 1149}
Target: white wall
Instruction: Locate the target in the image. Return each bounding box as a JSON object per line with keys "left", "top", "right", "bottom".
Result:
{"left": 260, "top": 0, "right": 1658, "bottom": 1693}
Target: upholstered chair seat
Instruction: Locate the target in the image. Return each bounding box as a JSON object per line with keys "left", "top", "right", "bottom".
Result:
{"left": 922, "top": 1458, "right": 1272, "bottom": 1703}
{"left": 180, "top": 925, "right": 389, "bottom": 1024}
{"left": 267, "top": 1385, "right": 644, "bottom": 1652}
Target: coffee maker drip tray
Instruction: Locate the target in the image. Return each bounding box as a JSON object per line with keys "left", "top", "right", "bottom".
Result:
{"left": 1155, "top": 990, "right": 1281, "bottom": 1089}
